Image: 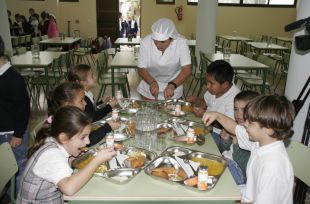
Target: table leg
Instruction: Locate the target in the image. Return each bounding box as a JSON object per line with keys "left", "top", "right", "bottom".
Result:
{"left": 262, "top": 68, "right": 267, "bottom": 94}
{"left": 112, "top": 67, "right": 115, "bottom": 97}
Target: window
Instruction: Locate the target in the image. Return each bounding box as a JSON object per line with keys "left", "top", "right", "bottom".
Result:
{"left": 187, "top": 0, "right": 296, "bottom": 7}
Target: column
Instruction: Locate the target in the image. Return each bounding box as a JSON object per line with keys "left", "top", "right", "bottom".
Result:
{"left": 285, "top": 0, "right": 310, "bottom": 142}
{"left": 195, "top": 0, "right": 218, "bottom": 55}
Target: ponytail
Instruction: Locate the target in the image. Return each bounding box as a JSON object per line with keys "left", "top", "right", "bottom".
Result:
{"left": 28, "top": 126, "right": 53, "bottom": 158}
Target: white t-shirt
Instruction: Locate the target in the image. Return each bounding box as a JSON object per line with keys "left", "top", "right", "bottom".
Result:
{"left": 137, "top": 35, "right": 191, "bottom": 100}
{"left": 204, "top": 84, "right": 240, "bottom": 133}
{"left": 33, "top": 137, "right": 73, "bottom": 186}
{"left": 235, "top": 125, "right": 294, "bottom": 204}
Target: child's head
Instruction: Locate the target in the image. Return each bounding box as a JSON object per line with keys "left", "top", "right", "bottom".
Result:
{"left": 29, "top": 106, "right": 91, "bottom": 157}
{"left": 206, "top": 60, "right": 234, "bottom": 97}
{"left": 234, "top": 91, "right": 259, "bottom": 125}
{"left": 67, "top": 64, "right": 97, "bottom": 91}
{"left": 49, "top": 81, "right": 86, "bottom": 115}
{"left": 244, "top": 95, "right": 295, "bottom": 141}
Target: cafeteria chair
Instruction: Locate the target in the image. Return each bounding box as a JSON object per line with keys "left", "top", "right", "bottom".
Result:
{"left": 96, "top": 51, "right": 129, "bottom": 102}
{"left": 32, "top": 37, "right": 40, "bottom": 45}
{"left": 74, "top": 38, "right": 96, "bottom": 65}
{"left": 15, "top": 47, "right": 27, "bottom": 55}
{"left": 25, "top": 34, "right": 32, "bottom": 49}
{"left": 185, "top": 51, "right": 198, "bottom": 97}
{"left": 274, "top": 52, "right": 290, "bottom": 94}
{"left": 286, "top": 140, "right": 310, "bottom": 204}
{"left": 40, "top": 35, "right": 48, "bottom": 41}
{"left": 0, "top": 142, "right": 18, "bottom": 204}
{"left": 18, "top": 35, "right": 26, "bottom": 47}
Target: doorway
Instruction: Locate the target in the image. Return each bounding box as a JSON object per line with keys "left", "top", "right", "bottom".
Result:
{"left": 119, "top": 0, "right": 141, "bottom": 38}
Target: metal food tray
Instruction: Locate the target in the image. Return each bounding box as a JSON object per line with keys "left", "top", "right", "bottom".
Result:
{"left": 166, "top": 118, "right": 210, "bottom": 135}
{"left": 102, "top": 168, "right": 141, "bottom": 184}
{"left": 72, "top": 146, "right": 157, "bottom": 183}
{"left": 145, "top": 146, "right": 227, "bottom": 191}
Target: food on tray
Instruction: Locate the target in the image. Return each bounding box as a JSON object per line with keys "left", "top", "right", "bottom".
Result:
{"left": 92, "top": 123, "right": 102, "bottom": 131}
{"left": 184, "top": 176, "right": 198, "bottom": 186}
{"left": 157, "top": 127, "right": 171, "bottom": 134}
{"left": 132, "top": 101, "right": 140, "bottom": 108}
{"left": 181, "top": 105, "right": 193, "bottom": 112}
{"left": 194, "top": 127, "right": 209, "bottom": 135}
{"left": 75, "top": 155, "right": 108, "bottom": 173}
{"left": 151, "top": 167, "right": 186, "bottom": 181}
{"left": 127, "top": 151, "right": 146, "bottom": 168}
{"left": 114, "top": 143, "right": 124, "bottom": 150}
{"left": 191, "top": 157, "right": 224, "bottom": 176}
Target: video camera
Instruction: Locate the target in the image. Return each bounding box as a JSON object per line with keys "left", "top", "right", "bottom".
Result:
{"left": 285, "top": 17, "right": 310, "bottom": 52}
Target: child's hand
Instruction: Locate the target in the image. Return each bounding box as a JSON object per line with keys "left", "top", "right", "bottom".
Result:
{"left": 101, "top": 96, "right": 112, "bottom": 104}
{"left": 202, "top": 111, "right": 218, "bottom": 126}
{"left": 108, "top": 98, "right": 118, "bottom": 108}
{"left": 192, "top": 107, "right": 205, "bottom": 117}
{"left": 95, "top": 148, "right": 116, "bottom": 164}
{"left": 220, "top": 130, "right": 231, "bottom": 140}
{"left": 186, "top": 95, "right": 197, "bottom": 103}
{"left": 107, "top": 120, "right": 121, "bottom": 130}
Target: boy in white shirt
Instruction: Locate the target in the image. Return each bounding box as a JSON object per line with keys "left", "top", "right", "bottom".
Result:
{"left": 202, "top": 95, "right": 295, "bottom": 204}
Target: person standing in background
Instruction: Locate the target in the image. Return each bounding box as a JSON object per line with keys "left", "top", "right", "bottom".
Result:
{"left": 0, "top": 36, "right": 30, "bottom": 191}
{"left": 39, "top": 11, "right": 49, "bottom": 36}
{"left": 47, "top": 14, "right": 59, "bottom": 38}
{"left": 128, "top": 16, "right": 138, "bottom": 38}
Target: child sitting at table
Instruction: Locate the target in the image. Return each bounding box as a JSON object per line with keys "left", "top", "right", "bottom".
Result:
{"left": 219, "top": 90, "right": 259, "bottom": 185}
{"left": 186, "top": 60, "right": 240, "bottom": 148}
{"left": 67, "top": 64, "right": 118, "bottom": 122}
{"left": 17, "top": 106, "right": 116, "bottom": 203}
{"left": 202, "top": 95, "right": 295, "bottom": 203}
{"left": 49, "top": 81, "right": 120, "bottom": 146}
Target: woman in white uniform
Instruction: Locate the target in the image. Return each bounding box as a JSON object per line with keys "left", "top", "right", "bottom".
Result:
{"left": 137, "top": 18, "right": 191, "bottom": 100}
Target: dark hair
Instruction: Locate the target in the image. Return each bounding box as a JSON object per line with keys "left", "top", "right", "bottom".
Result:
{"left": 48, "top": 81, "right": 84, "bottom": 115}
{"left": 234, "top": 90, "right": 259, "bottom": 103}
{"left": 206, "top": 60, "right": 234, "bottom": 84}
{"left": 28, "top": 106, "right": 91, "bottom": 157}
{"left": 67, "top": 64, "right": 92, "bottom": 82}
{"left": 0, "top": 36, "right": 4, "bottom": 57}
{"left": 244, "top": 95, "right": 295, "bottom": 140}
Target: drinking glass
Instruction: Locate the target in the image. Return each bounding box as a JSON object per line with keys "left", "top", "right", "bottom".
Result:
{"left": 223, "top": 47, "right": 231, "bottom": 61}
{"left": 134, "top": 46, "right": 139, "bottom": 59}
{"left": 118, "top": 98, "right": 130, "bottom": 110}
{"left": 31, "top": 44, "right": 40, "bottom": 58}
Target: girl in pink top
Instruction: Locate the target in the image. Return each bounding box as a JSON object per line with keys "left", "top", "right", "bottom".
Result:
{"left": 47, "top": 14, "right": 59, "bottom": 38}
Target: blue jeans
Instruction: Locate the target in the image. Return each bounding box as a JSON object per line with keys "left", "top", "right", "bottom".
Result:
{"left": 227, "top": 158, "right": 246, "bottom": 185}
{"left": 0, "top": 131, "right": 29, "bottom": 192}
{"left": 212, "top": 132, "right": 221, "bottom": 146}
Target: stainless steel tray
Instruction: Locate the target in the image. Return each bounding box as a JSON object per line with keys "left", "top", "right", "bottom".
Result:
{"left": 72, "top": 146, "right": 157, "bottom": 183}
{"left": 145, "top": 146, "right": 227, "bottom": 191}
{"left": 102, "top": 168, "right": 141, "bottom": 184}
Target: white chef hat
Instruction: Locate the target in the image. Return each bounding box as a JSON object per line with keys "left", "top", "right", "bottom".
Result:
{"left": 151, "top": 18, "right": 178, "bottom": 41}
{"left": 49, "top": 13, "right": 56, "bottom": 20}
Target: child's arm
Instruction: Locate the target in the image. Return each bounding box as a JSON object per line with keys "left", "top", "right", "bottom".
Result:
{"left": 202, "top": 111, "right": 237, "bottom": 135}
{"left": 57, "top": 148, "right": 116, "bottom": 196}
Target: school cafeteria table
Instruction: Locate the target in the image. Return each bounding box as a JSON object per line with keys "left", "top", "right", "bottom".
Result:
{"left": 110, "top": 51, "right": 138, "bottom": 97}
{"left": 11, "top": 51, "right": 66, "bottom": 95}
{"left": 218, "top": 35, "right": 252, "bottom": 53}
{"left": 276, "top": 37, "right": 292, "bottom": 43}
{"left": 64, "top": 111, "right": 241, "bottom": 204}
{"left": 114, "top": 38, "right": 141, "bottom": 52}
{"left": 247, "top": 42, "right": 289, "bottom": 54}
{"left": 40, "top": 37, "right": 81, "bottom": 50}
{"left": 203, "top": 53, "right": 269, "bottom": 94}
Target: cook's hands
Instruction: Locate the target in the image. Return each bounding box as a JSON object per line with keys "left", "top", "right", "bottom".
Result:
{"left": 202, "top": 111, "right": 219, "bottom": 126}
{"left": 149, "top": 81, "right": 159, "bottom": 99}
{"left": 164, "top": 84, "right": 175, "bottom": 100}
{"left": 94, "top": 148, "right": 116, "bottom": 164}
{"left": 107, "top": 120, "right": 121, "bottom": 130}
{"left": 10, "top": 137, "right": 22, "bottom": 148}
